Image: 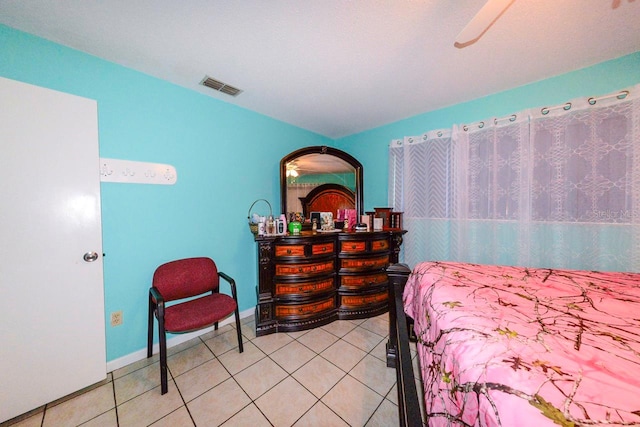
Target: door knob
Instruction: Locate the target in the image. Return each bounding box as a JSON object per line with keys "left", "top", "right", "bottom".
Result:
{"left": 83, "top": 251, "right": 99, "bottom": 262}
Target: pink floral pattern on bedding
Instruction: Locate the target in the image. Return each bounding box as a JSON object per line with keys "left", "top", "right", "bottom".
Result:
{"left": 403, "top": 261, "right": 640, "bottom": 426}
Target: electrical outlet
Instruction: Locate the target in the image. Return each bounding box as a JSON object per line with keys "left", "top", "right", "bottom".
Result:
{"left": 110, "top": 310, "right": 123, "bottom": 327}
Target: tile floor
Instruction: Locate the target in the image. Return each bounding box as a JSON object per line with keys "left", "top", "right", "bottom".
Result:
{"left": 3, "top": 314, "right": 425, "bottom": 427}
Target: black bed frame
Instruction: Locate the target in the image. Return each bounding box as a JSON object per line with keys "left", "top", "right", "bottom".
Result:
{"left": 386, "top": 263, "right": 423, "bottom": 427}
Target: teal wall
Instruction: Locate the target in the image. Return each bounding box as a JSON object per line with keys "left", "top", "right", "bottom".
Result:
{"left": 336, "top": 51, "right": 640, "bottom": 212}
{"left": 0, "top": 25, "right": 331, "bottom": 361}
{"left": 3, "top": 22, "right": 640, "bottom": 362}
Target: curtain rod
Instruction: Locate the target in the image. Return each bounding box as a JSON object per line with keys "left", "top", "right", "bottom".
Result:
{"left": 588, "top": 90, "right": 629, "bottom": 105}
{"left": 462, "top": 113, "right": 517, "bottom": 131}
{"left": 540, "top": 102, "right": 572, "bottom": 115}
{"left": 392, "top": 86, "right": 634, "bottom": 144}
{"left": 541, "top": 89, "right": 629, "bottom": 115}
{"left": 462, "top": 121, "right": 485, "bottom": 131}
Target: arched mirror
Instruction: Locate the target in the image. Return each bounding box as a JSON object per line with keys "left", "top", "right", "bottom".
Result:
{"left": 280, "top": 146, "right": 363, "bottom": 223}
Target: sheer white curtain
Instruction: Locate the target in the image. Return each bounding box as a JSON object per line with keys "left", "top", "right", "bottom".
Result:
{"left": 528, "top": 91, "right": 640, "bottom": 270}
{"left": 389, "top": 130, "right": 458, "bottom": 264}
{"left": 390, "top": 85, "right": 640, "bottom": 271}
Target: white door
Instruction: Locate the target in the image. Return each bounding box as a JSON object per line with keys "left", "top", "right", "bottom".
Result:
{"left": 0, "top": 77, "right": 106, "bottom": 423}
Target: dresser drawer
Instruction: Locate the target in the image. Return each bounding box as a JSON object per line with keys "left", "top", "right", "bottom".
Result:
{"left": 312, "top": 242, "right": 334, "bottom": 255}
{"left": 339, "top": 290, "right": 388, "bottom": 309}
{"left": 340, "top": 271, "right": 387, "bottom": 289}
{"left": 275, "top": 241, "right": 334, "bottom": 258}
{"left": 276, "top": 297, "right": 335, "bottom": 318}
{"left": 276, "top": 277, "right": 334, "bottom": 297}
{"left": 340, "top": 255, "right": 389, "bottom": 270}
{"left": 275, "top": 244, "right": 305, "bottom": 257}
{"left": 371, "top": 239, "right": 389, "bottom": 251}
{"left": 340, "top": 240, "right": 366, "bottom": 253}
{"left": 276, "top": 260, "right": 334, "bottom": 276}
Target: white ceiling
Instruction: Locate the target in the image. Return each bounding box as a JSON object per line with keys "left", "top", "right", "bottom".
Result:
{"left": 1, "top": 0, "right": 639, "bottom": 139}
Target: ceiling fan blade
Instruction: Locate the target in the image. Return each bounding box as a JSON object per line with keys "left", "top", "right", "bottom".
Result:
{"left": 454, "top": 0, "right": 516, "bottom": 48}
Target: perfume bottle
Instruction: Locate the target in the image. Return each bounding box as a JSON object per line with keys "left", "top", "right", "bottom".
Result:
{"left": 265, "top": 215, "right": 274, "bottom": 235}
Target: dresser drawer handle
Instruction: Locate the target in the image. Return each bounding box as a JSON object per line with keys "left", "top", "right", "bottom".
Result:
{"left": 287, "top": 249, "right": 292, "bottom": 254}
{"left": 300, "top": 284, "right": 318, "bottom": 293}
{"left": 321, "top": 246, "right": 327, "bottom": 252}
{"left": 351, "top": 245, "right": 357, "bottom": 249}
{"left": 298, "top": 267, "right": 303, "bottom": 272}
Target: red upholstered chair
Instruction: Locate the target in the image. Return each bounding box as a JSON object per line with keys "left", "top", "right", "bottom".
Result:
{"left": 147, "top": 257, "right": 243, "bottom": 394}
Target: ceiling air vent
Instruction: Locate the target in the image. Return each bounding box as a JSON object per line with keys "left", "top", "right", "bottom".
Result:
{"left": 200, "top": 76, "right": 242, "bottom": 97}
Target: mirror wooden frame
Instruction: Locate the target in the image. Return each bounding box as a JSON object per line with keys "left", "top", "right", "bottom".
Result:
{"left": 280, "top": 145, "right": 364, "bottom": 219}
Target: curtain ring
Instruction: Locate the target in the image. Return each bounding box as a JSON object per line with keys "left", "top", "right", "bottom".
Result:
{"left": 563, "top": 102, "right": 572, "bottom": 111}
{"left": 495, "top": 114, "right": 517, "bottom": 125}
{"left": 588, "top": 97, "right": 596, "bottom": 105}
{"left": 618, "top": 90, "right": 629, "bottom": 100}
{"left": 541, "top": 107, "right": 549, "bottom": 115}
{"left": 437, "top": 131, "right": 443, "bottom": 137}
{"left": 463, "top": 125, "right": 469, "bottom": 131}
{"left": 408, "top": 137, "right": 414, "bottom": 143}
{"left": 478, "top": 121, "right": 485, "bottom": 129}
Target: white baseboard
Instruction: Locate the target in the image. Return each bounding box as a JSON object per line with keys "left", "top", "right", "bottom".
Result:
{"left": 106, "top": 307, "right": 255, "bottom": 373}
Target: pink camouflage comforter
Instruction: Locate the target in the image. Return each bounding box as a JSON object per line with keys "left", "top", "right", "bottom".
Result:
{"left": 403, "top": 261, "right": 640, "bottom": 426}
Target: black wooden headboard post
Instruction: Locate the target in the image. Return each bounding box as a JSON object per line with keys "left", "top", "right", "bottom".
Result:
{"left": 385, "top": 263, "right": 422, "bottom": 426}
{"left": 386, "top": 263, "right": 411, "bottom": 367}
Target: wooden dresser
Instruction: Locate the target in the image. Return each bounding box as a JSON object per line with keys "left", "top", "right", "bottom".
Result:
{"left": 254, "top": 230, "right": 406, "bottom": 336}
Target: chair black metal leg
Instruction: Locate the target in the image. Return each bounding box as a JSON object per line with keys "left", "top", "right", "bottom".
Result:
{"left": 234, "top": 307, "right": 244, "bottom": 353}
{"left": 158, "top": 318, "right": 168, "bottom": 395}
{"left": 147, "top": 295, "right": 155, "bottom": 358}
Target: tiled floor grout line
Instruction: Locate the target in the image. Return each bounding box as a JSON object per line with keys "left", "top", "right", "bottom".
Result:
{"left": 111, "top": 378, "right": 120, "bottom": 427}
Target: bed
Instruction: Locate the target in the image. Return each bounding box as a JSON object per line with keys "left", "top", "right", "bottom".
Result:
{"left": 387, "top": 261, "right": 640, "bottom": 426}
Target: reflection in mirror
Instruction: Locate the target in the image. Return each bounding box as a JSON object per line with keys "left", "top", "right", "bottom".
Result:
{"left": 286, "top": 153, "right": 355, "bottom": 212}
{"left": 280, "top": 146, "right": 363, "bottom": 222}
